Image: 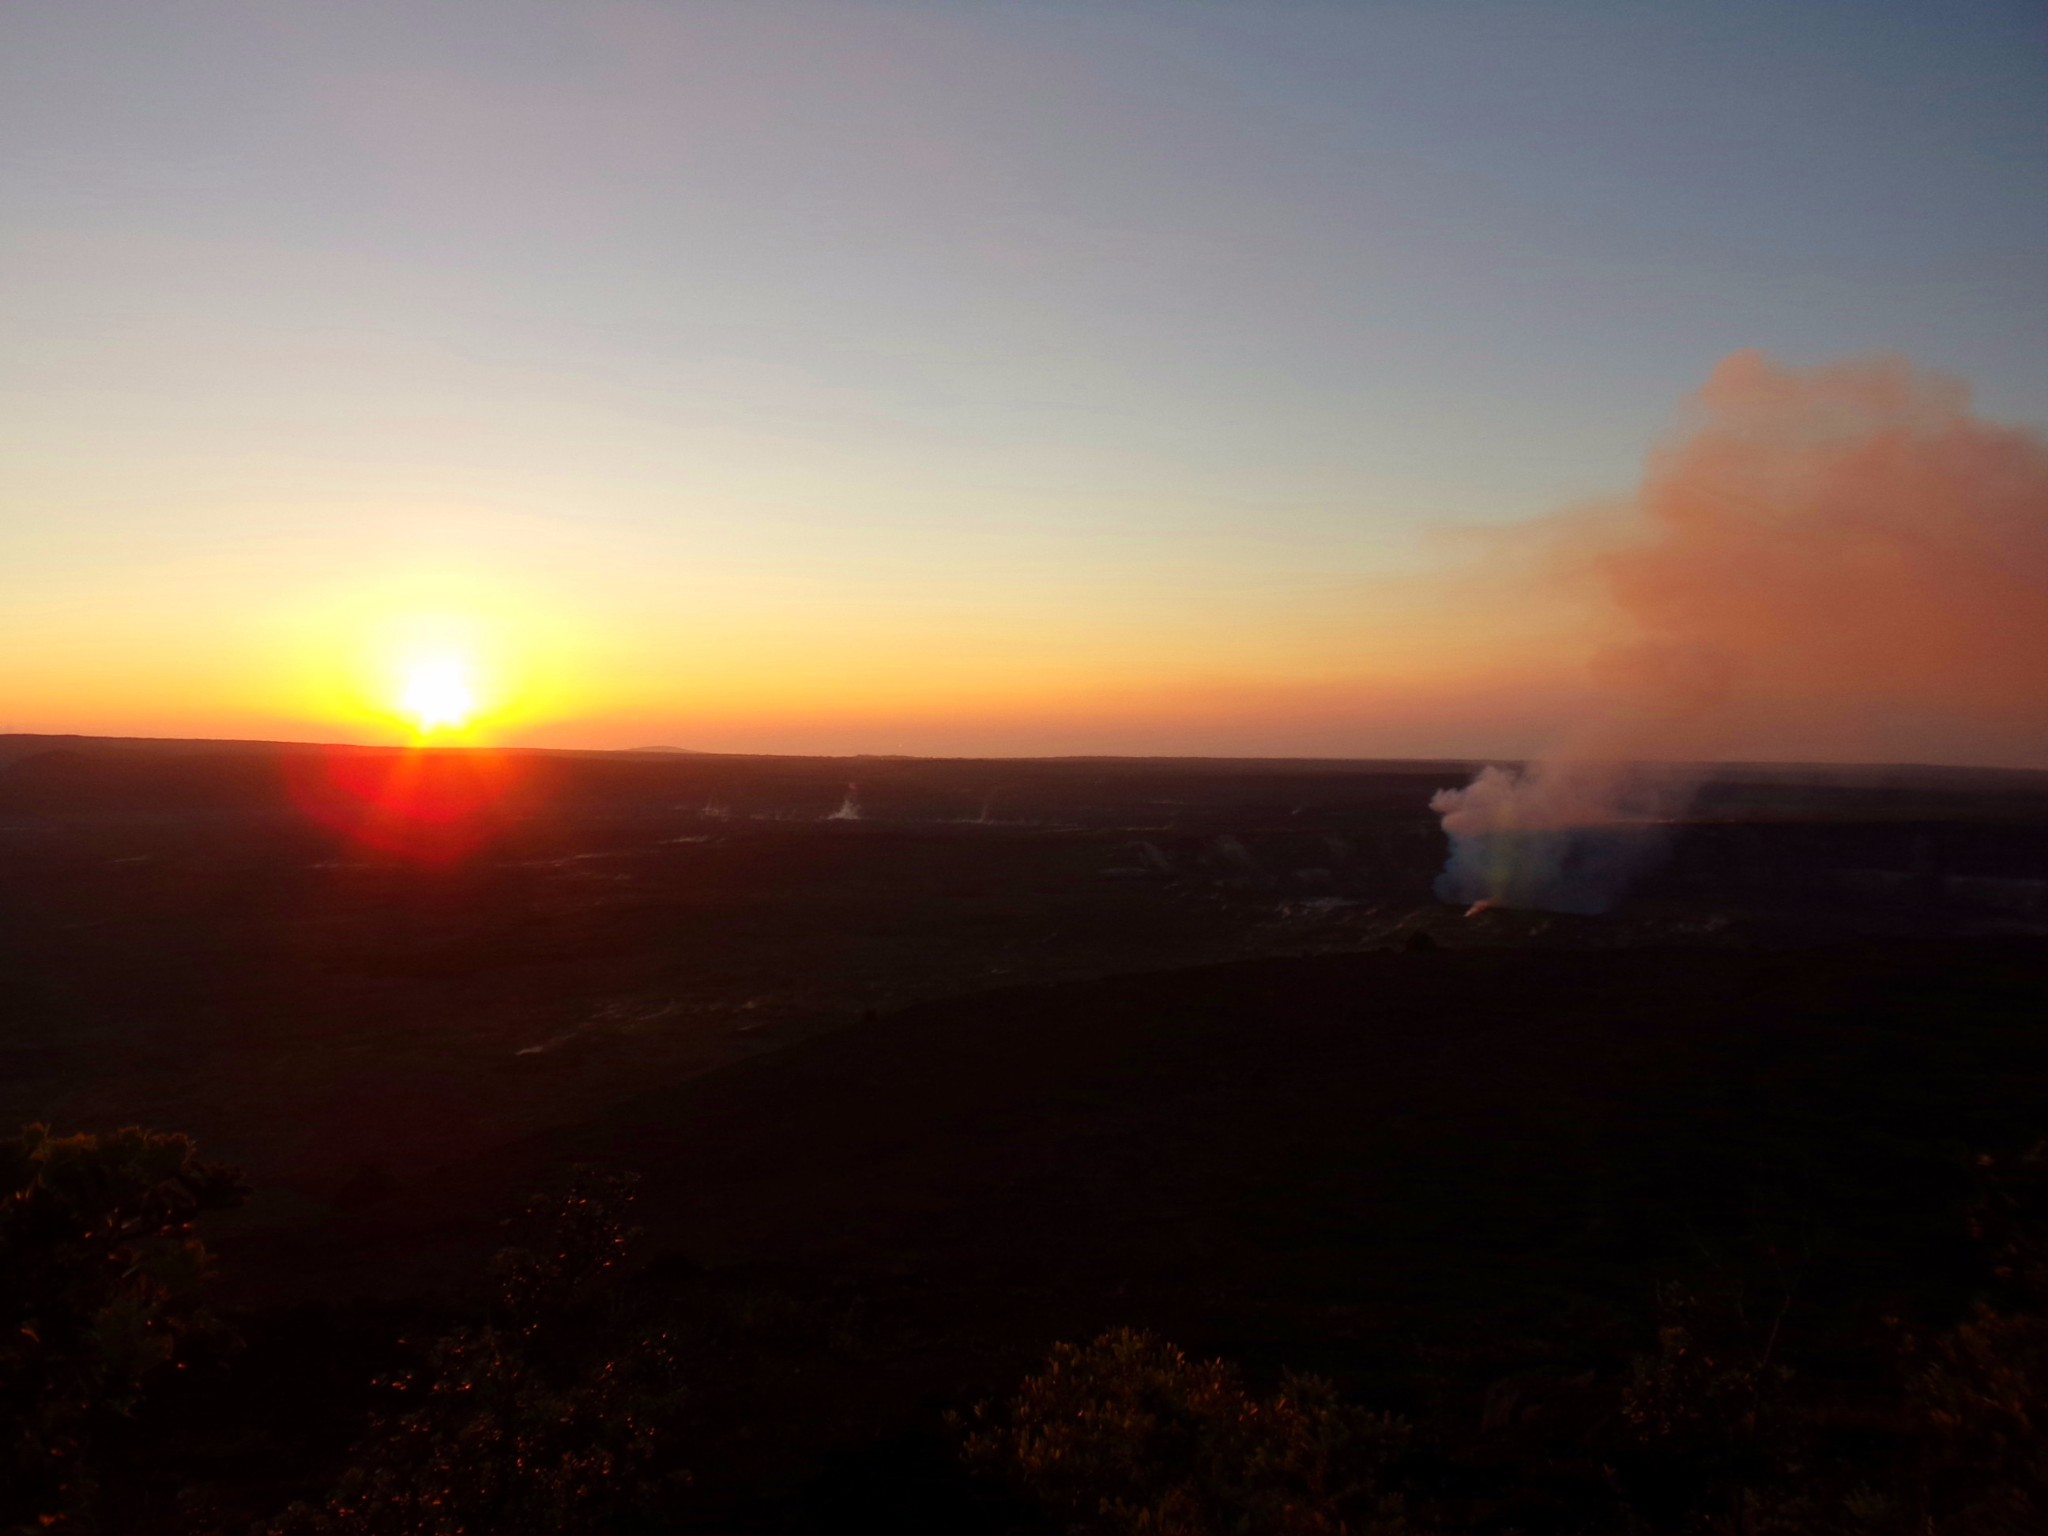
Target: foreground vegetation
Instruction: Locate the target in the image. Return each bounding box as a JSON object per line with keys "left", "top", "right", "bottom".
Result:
{"left": 6, "top": 1122, "right": 2045, "bottom": 1536}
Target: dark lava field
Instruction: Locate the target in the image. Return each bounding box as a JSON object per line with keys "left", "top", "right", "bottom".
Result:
{"left": 4, "top": 735, "right": 2046, "bottom": 1285}
{"left": 5, "top": 735, "right": 2048, "bottom": 1530}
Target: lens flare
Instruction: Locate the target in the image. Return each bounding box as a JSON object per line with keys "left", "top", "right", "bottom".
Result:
{"left": 398, "top": 656, "right": 478, "bottom": 735}
{"left": 283, "top": 744, "right": 531, "bottom": 863}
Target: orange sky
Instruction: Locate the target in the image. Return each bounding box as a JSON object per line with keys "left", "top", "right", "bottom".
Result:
{"left": 7, "top": 351, "right": 2047, "bottom": 769}
{"left": 5, "top": 6, "right": 2045, "bottom": 765}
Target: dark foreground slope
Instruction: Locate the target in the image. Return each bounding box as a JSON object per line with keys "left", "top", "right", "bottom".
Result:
{"left": 198, "top": 937, "right": 2048, "bottom": 1527}
{"left": 7, "top": 737, "right": 2046, "bottom": 1248}
{"left": 7, "top": 740, "right": 2048, "bottom": 1528}
{"left": 466, "top": 939, "right": 2048, "bottom": 1339}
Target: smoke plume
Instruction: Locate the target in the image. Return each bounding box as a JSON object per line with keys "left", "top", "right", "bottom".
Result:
{"left": 1431, "top": 763, "right": 1686, "bottom": 915}
{"left": 1434, "top": 350, "right": 2048, "bottom": 913}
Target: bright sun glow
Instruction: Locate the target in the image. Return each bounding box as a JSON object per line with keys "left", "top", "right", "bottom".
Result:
{"left": 276, "top": 575, "right": 592, "bottom": 745}
{"left": 397, "top": 655, "right": 479, "bottom": 734}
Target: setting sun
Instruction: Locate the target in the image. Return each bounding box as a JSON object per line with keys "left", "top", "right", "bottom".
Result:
{"left": 397, "top": 656, "right": 478, "bottom": 735}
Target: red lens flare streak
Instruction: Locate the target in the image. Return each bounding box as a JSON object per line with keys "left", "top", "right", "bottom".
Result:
{"left": 284, "top": 745, "right": 532, "bottom": 862}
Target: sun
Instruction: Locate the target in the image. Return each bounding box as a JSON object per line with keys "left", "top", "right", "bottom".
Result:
{"left": 397, "top": 655, "right": 478, "bottom": 735}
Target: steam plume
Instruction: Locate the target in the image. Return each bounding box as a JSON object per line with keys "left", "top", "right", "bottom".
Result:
{"left": 1431, "top": 763, "right": 1683, "bottom": 916}
{"left": 1434, "top": 351, "right": 2048, "bottom": 913}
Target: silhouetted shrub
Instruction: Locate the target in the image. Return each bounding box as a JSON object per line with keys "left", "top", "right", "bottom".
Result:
{"left": 959, "top": 1327, "right": 1415, "bottom": 1535}
{"left": 1, "top": 1123, "right": 247, "bottom": 1533}
{"left": 1605, "top": 1146, "right": 2048, "bottom": 1536}
{"left": 263, "top": 1168, "right": 688, "bottom": 1536}
{"left": 1621, "top": 1277, "right": 1800, "bottom": 1509}
{"left": 1622, "top": 1282, "right": 1860, "bottom": 1535}
{"left": 1967, "top": 1141, "right": 2048, "bottom": 1310}
{"left": 1896, "top": 1303, "right": 2048, "bottom": 1535}
{"left": 1864, "top": 1145, "right": 2048, "bottom": 1536}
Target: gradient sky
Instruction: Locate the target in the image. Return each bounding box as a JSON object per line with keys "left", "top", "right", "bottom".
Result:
{"left": 4, "top": 1, "right": 2045, "bottom": 757}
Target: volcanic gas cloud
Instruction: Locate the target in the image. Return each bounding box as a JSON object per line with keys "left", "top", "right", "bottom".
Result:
{"left": 1434, "top": 350, "right": 2048, "bottom": 914}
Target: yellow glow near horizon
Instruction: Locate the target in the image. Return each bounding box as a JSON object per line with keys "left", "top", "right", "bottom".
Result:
{"left": 397, "top": 654, "right": 479, "bottom": 735}
{"left": 257, "top": 561, "right": 609, "bottom": 745}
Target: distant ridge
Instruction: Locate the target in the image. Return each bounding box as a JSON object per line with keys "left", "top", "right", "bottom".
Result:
{"left": 0, "top": 734, "right": 2044, "bottom": 780}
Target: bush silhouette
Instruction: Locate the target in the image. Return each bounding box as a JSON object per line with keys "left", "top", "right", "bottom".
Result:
{"left": 264, "top": 1167, "right": 689, "bottom": 1536}
{"left": 1, "top": 1123, "right": 246, "bottom": 1533}
{"left": 959, "top": 1327, "right": 1415, "bottom": 1535}
{"left": 1884, "top": 1144, "right": 2048, "bottom": 1535}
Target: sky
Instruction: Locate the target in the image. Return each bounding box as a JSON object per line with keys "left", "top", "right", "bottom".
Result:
{"left": 3, "top": 1, "right": 2045, "bottom": 760}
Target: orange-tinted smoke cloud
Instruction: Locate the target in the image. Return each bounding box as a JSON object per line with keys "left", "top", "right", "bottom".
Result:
{"left": 1581, "top": 349, "right": 2048, "bottom": 764}
{"left": 1432, "top": 351, "right": 2048, "bottom": 913}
